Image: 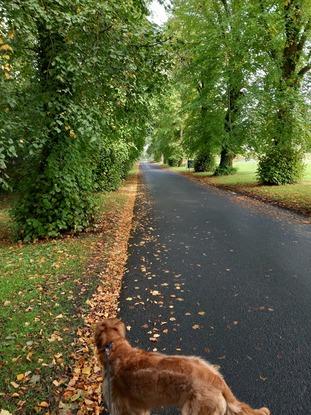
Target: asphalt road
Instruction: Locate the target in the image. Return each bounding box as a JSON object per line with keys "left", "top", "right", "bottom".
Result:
{"left": 119, "top": 163, "right": 311, "bottom": 415}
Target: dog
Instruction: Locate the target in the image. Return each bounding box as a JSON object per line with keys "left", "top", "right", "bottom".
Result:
{"left": 95, "top": 318, "right": 270, "bottom": 415}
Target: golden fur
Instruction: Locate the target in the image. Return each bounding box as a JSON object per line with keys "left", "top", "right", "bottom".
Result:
{"left": 95, "top": 318, "right": 270, "bottom": 415}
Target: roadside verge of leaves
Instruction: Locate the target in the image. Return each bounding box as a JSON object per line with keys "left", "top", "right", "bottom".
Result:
{"left": 57, "top": 174, "right": 139, "bottom": 415}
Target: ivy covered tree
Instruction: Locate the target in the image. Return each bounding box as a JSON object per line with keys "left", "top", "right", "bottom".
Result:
{"left": 0, "top": 0, "right": 168, "bottom": 240}
{"left": 253, "top": 0, "right": 311, "bottom": 184}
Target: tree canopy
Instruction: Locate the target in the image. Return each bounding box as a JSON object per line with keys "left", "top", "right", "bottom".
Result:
{"left": 0, "top": 0, "right": 169, "bottom": 239}
{"left": 149, "top": 0, "right": 311, "bottom": 181}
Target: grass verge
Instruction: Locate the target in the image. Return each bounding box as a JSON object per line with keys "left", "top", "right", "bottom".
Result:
{"left": 165, "top": 160, "right": 311, "bottom": 217}
{"left": 0, "top": 172, "right": 137, "bottom": 414}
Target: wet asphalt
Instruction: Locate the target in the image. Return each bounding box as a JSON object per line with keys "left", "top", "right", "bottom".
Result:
{"left": 119, "top": 163, "right": 311, "bottom": 415}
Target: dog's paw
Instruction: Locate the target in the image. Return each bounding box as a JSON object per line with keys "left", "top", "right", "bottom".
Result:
{"left": 260, "top": 408, "right": 270, "bottom": 415}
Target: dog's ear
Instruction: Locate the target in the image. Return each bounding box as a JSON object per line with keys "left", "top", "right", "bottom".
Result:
{"left": 111, "top": 318, "right": 126, "bottom": 338}
{"left": 95, "top": 320, "right": 107, "bottom": 349}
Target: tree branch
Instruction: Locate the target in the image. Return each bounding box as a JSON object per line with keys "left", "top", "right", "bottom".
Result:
{"left": 257, "top": 0, "right": 278, "bottom": 61}
{"left": 298, "top": 63, "right": 311, "bottom": 77}
{"left": 220, "top": 0, "right": 230, "bottom": 16}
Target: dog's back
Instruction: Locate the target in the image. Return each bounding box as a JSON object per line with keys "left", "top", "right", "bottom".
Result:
{"left": 95, "top": 319, "right": 270, "bottom": 415}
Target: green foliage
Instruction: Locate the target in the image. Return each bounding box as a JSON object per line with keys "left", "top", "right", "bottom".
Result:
{"left": 167, "top": 155, "right": 183, "bottom": 167}
{"left": 214, "top": 165, "right": 237, "bottom": 176}
{"left": 194, "top": 150, "right": 215, "bottom": 173}
{"left": 258, "top": 147, "right": 304, "bottom": 185}
{"left": 1, "top": 0, "right": 169, "bottom": 239}
{"left": 148, "top": 88, "right": 185, "bottom": 163}
{"left": 13, "top": 141, "right": 96, "bottom": 240}
{"left": 149, "top": 0, "right": 310, "bottom": 183}
{"left": 94, "top": 142, "right": 131, "bottom": 192}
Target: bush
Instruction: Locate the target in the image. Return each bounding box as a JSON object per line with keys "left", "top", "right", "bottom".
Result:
{"left": 94, "top": 145, "right": 127, "bottom": 192}
{"left": 258, "top": 147, "right": 304, "bottom": 185}
{"left": 13, "top": 142, "right": 96, "bottom": 241}
{"left": 194, "top": 151, "right": 215, "bottom": 172}
{"left": 167, "top": 155, "right": 182, "bottom": 167}
{"left": 213, "top": 165, "right": 237, "bottom": 176}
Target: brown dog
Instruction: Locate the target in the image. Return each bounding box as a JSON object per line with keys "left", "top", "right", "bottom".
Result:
{"left": 95, "top": 318, "right": 270, "bottom": 415}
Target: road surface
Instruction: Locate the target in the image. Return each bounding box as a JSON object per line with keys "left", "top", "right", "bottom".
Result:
{"left": 119, "top": 163, "right": 311, "bottom": 415}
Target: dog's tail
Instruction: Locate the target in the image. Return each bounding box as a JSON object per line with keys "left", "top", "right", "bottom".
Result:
{"left": 222, "top": 382, "right": 270, "bottom": 415}
{"left": 221, "top": 382, "right": 241, "bottom": 415}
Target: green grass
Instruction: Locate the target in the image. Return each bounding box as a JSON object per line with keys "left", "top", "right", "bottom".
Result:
{"left": 0, "top": 189, "right": 128, "bottom": 413}
{"left": 167, "top": 159, "right": 311, "bottom": 216}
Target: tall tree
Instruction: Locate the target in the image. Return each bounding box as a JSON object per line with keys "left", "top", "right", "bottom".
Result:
{"left": 1, "top": 0, "right": 168, "bottom": 240}
{"left": 164, "top": 0, "right": 253, "bottom": 174}
{"left": 254, "top": 0, "right": 311, "bottom": 183}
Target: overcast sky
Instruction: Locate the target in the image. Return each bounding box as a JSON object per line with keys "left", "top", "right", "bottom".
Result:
{"left": 148, "top": 0, "right": 169, "bottom": 25}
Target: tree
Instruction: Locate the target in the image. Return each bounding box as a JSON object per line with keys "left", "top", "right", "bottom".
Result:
{"left": 0, "top": 0, "right": 168, "bottom": 240}
{"left": 148, "top": 88, "right": 185, "bottom": 165}
{"left": 163, "top": 0, "right": 255, "bottom": 174}
{"left": 150, "top": 0, "right": 310, "bottom": 183}
{"left": 255, "top": 0, "right": 311, "bottom": 184}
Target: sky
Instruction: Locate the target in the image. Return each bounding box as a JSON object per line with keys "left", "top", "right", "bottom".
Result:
{"left": 148, "top": 0, "right": 169, "bottom": 26}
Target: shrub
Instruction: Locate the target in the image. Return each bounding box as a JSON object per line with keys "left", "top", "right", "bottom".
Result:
{"left": 213, "top": 165, "right": 237, "bottom": 176}
{"left": 194, "top": 151, "right": 215, "bottom": 172}
{"left": 167, "top": 155, "right": 182, "bottom": 167}
{"left": 258, "top": 147, "right": 304, "bottom": 185}
{"left": 13, "top": 142, "right": 96, "bottom": 241}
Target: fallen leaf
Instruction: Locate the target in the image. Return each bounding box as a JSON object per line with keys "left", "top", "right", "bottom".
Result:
{"left": 30, "top": 375, "right": 40, "bottom": 385}
{"left": 38, "top": 401, "right": 49, "bottom": 408}
{"left": 82, "top": 366, "right": 91, "bottom": 375}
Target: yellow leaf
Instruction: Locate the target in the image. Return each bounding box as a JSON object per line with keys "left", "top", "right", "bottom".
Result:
{"left": 82, "top": 366, "right": 91, "bottom": 375}
{"left": 69, "top": 129, "right": 76, "bottom": 139}
{"left": 16, "top": 374, "right": 25, "bottom": 381}
{"left": 0, "top": 44, "right": 13, "bottom": 53}
{"left": 38, "top": 401, "right": 49, "bottom": 408}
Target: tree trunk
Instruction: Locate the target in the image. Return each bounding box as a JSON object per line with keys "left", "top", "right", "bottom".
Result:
{"left": 215, "top": 84, "right": 241, "bottom": 174}
{"left": 219, "top": 147, "right": 234, "bottom": 169}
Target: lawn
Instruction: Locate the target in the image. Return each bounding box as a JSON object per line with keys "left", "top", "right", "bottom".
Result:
{"left": 167, "top": 159, "right": 311, "bottom": 216}
{"left": 0, "top": 185, "right": 130, "bottom": 413}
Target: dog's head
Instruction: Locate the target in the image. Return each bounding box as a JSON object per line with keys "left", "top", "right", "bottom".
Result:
{"left": 95, "top": 318, "right": 126, "bottom": 356}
